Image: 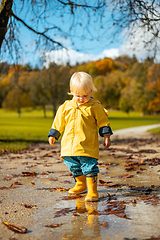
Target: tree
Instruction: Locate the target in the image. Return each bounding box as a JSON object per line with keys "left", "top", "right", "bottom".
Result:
{"left": 93, "top": 70, "right": 123, "bottom": 109}
{"left": 2, "top": 64, "right": 33, "bottom": 116}
{"left": 77, "top": 62, "right": 99, "bottom": 78}
{"left": 0, "top": 74, "right": 10, "bottom": 107}
{"left": 0, "top": 62, "right": 10, "bottom": 74}
{"left": 42, "top": 63, "right": 71, "bottom": 117}
{"left": 0, "top": 0, "right": 13, "bottom": 49}
{"left": 127, "top": 60, "right": 153, "bottom": 114}
{"left": 95, "top": 58, "right": 115, "bottom": 75}
{"left": 29, "top": 71, "right": 49, "bottom": 118}
{"left": 0, "top": 0, "right": 107, "bottom": 59}
{"left": 119, "top": 87, "right": 133, "bottom": 114}
{"left": 2, "top": 88, "right": 32, "bottom": 117}
{"left": 110, "top": 0, "right": 160, "bottom": 55}
{"left": 147, "top": 63, "right": 160, "bottom": 112}
{"left": 0, "top": 1, "right": 159, "bottom": 61}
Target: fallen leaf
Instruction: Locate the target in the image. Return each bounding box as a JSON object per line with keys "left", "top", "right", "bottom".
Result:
{"left": 2, "top": 222, "right": 27, "bottom": 234}
{"left": 59, "top": 180, "right": 71, "bottom": 184}
{"left": 118, "top": 174, "right": 134, "bottom": 179}
{"left": 54, "top": 208, "right": 74, "bottom": 217}
{"left": 138, "top": 149, "right": 157, "bottom": 154}
{"left": 22, "top": 172, "right": 37, "bottom": 177}
{"left": 99, "top": 180, "right": 108, "bottom": 186}
{"left": 89, "top": 210, "right": 101, "bottom": 215}
{"left": 20, "top": 204, "right": 37, "bottom": 209}
{"left": 100, "top": 220, "right": 108, "bottom": 228}
{"left": 108, "top": 184, "right": 122, "bottom": 188}
{"left": 0, "top": 183, "right": 19, "bottom": 190}
{"left": 43, "top": 154, "right": 53, "bottom": 157}
{"left": 72, "top": 212, "right": 79, "bottom": 216}
{"left": 45, "top": 223, "right": 64, "bottom": 228}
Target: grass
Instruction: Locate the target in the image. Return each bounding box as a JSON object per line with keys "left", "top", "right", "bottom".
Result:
{"left": 0, "top": 108, "right": 53, "bottom": 152}
{"left": 108, "top": 110, "right": 160, "bottom": 130}
{"left": 0, "top": 108, "right": 160, "bottom": 152}
{"left": 147, "top": 127, "right": 160, "bottom": 135}
{"left": 0, "top": 141, "right": 30, "bottom": 153}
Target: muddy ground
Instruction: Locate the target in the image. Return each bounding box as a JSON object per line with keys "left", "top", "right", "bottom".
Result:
{"left": 0, "top": 127, "right": 160, "bottom": 240}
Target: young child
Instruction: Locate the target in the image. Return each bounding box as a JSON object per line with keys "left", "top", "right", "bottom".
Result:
{"left": 48, "top": 72, "right": 113, "bottom": 201}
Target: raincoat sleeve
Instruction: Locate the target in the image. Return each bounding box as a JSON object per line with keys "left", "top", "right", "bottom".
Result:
{"left": 94, "top": 103, "right": 113, "bottom": 137}
{"left": 48, "top": 104, "right": 65, "bottom": 140}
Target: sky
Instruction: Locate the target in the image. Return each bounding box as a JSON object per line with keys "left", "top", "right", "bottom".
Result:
{"left": 1, "top": 1, "right": 160, "bottom": 68}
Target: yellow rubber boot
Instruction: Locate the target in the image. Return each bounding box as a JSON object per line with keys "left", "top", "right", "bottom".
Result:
{"left": 85, "top": 202, "right": 98, "bottom": 224}
{"left": 69, "top": 175, "right": 87, "bottom": 194}
{"left": 85, "top": 175, "right": 98, "bottom": 202}
{"left": 76, "top": 199, "right": 87, "bottom": 213}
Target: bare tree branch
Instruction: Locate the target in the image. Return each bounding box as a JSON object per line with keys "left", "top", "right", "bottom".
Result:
{"left": 0, "top": 0, "right": 160, "bottom": 63}
{"left": 11, "top": 11, "right": 65, "bottom": 49}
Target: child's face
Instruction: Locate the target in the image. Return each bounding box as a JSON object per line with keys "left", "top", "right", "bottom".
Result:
{"left": 72, "top": 91, "right": 92, "bottom": 104}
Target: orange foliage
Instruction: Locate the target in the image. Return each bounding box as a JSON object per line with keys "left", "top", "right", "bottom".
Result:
{"left": 94, "top": 58, "right": 114, "bottom": 75}
{"left": 8, "top": 65, "right": 23, "bottom": 77}
{"left": 122, "top": 63, "right": 128, "bottom": 70}
{"left": 147, "top": 64, "right": 160, "bottom": 112}
{"left": 148, "top": 93, "right": 160, "bottom": 112}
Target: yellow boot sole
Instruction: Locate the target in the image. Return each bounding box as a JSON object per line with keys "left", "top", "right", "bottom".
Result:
{"left": 69, "top": 188, "right": 87, "bottom": 194}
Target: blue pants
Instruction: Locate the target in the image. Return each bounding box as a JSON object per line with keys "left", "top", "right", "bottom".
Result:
{"left": 64, "top": 156, "right": 99, "bottom": 177}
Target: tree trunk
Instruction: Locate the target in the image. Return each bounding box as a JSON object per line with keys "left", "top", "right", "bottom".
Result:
{"left": 0, "top": 0, "right": 13, "bottom": 49}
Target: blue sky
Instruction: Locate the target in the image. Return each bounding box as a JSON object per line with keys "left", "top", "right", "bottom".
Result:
{"left": 1, "top": 1, "right": 160, "bottom": 67}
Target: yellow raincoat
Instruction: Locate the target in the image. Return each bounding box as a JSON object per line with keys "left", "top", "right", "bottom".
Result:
{"left": 48, "top": 98, "right": 112, "bottom": 159}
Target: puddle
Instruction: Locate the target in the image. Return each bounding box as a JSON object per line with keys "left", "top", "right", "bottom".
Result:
{"left": 1, "top": 146, "right": 160, "bottom": 240}
{"left": 28, "top": 192, "right": 160, "bottom": 240}
{"left": 99, "top": 153, "right": 160, "bottom": 188}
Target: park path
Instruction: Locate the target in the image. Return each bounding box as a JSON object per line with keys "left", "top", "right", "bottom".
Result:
{"left": 112, "top": 123, "right": 160, "bottom": 138}
{"left": 0, "top": 124, "right": 160, "bottom": 240}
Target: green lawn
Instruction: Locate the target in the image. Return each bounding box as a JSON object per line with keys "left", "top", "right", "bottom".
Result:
{"left": 147, "top": 127, "right": 160, "bottom": 135}
{"left": 0, "top": 108, "right": 160, "bottom": 151}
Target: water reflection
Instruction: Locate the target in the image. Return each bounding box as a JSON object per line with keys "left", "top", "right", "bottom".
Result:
{"left": 60, "top": 194, "right": 160, "bottom": 240}
{"left": 62, "top": 199, "right": 101, "bottom": 240}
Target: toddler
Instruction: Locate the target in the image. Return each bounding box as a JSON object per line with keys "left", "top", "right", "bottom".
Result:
{"left": 48, "top": 72, "right": 113, "bottom": 201}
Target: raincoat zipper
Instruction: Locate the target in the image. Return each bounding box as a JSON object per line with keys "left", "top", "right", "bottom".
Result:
{"left": 72, "top": 107, "right": 77, "bottom": 155}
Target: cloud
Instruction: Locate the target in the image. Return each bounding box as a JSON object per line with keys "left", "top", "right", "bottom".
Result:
{"left": 43, "top": 20, "right": 160, "bottom": 68}
{"left": 43, "top": 48, "right": 120, "bottom": 68}
{"left": 119, "top": 21, "right": 160, "bottom": 63}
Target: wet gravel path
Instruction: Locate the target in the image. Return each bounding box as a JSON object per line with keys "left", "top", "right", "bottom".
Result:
{"left": 0, "top": 125, "right": 160, "bottom": 240}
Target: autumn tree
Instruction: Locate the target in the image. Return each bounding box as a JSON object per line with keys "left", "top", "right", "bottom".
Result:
{"left": 125, "top": 59, "right": 153, "bottom": 114}
{"left": 0, "top": 62, "right": 10, "bottom": 74}
{"left": 2, "top": 65, "right": 33, "bottom": 116}
{"left": 95, "top": 58, "right": 115, "bottom": 75}
{"left": 114, "top": 55, "right": 137, "bottom": 72}
{"left": 29, "top": 71, "right": 49, "bottom": 118}
{"left": 42, "top": 63, "right": 71, "bottom": 117}
{"left": 93, "top": 70, "right": 123, "bottom": 109}
{"left": 119, "top": 86, "right": 133, "bottom": 114}
{"left": 147, "top": 63, "right": 160, "bottom": 113}
{"left": 0, "top": 74, "right": 10, "bottom": 107}
{"left": 93, "top": 75, "right": 106, "bottom": 105}
{"left": 2, "top": 88, "right": 32, "bottom": 117}
{"left": 77, "top": 62, "right": 99, "bottom": 78}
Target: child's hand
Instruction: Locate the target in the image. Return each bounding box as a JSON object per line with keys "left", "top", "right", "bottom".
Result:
{"left": 103, "top": 134, "right": 111, "bottom": 149}
{"left": 48, "top": 136, "right": 55, "bottom": 146}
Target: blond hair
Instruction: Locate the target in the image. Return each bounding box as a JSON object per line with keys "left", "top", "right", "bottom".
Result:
{"left": 69, "top": 72, "right": 97, "bottom": 95}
